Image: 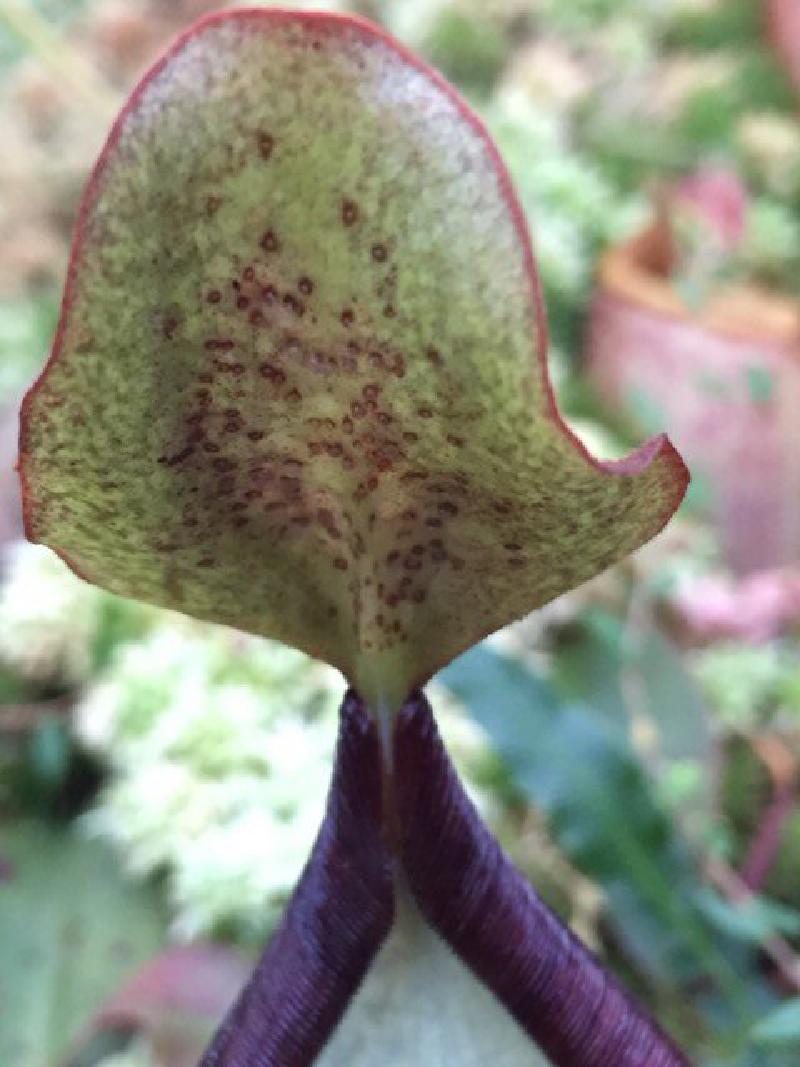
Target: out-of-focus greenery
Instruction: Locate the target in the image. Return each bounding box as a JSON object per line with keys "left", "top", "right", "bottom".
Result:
{"left": 0, "top": 823, "right": 166, "bottom": 1067}
{"left": 0, "top": 543, "right": 155, "bottom": 688}
{"left": 1, "top": 544, "right": 500, "bottom": 947}
{"left": 86, "top": 633, "right": 498, "bottom": 940}
{"left": 92, "top": 1043, "right": 155, "bottom": 1067}
{"left": 696, "top": 643, "right": 799, "bottom": 730}
{"left": 440, "top": 643, "right": 799, "bottom": 1061}
{"left": 0, "top": 295, "right": 56, "bottom": 398}
{"left": 2, "top": 1, "right": 800, "bottom": 1065}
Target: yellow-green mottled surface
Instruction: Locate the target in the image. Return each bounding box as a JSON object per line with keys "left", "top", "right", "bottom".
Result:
{"left": 20, "top": 11, "right": 687, "bottom": 706}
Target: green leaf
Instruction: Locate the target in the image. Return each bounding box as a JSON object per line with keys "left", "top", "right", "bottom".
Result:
{"left": 663, "top": 0, "right": 760, "bottom": 50}
{"left": 0, "top": 821, "right": 166, "bottom": 1067}
{"left": 0, "top": 663, "right": 33, "bottom": 703}
{"left": 751, "top": 999, "right": 800, "bottom": 1048}
{"left": 20, "top": 10, "right": 686, "bottom": 706}
{"left": 551, "top": 611, "right": 630, "bottom": 734}
{"left": 554, "top": 610, "right": 712, "bottom": 787}
{"left": 635, "top": 625, "right": 713, "bottom": 766}
{"left": 440, "top": 648, "right": 695, "bottom": 974}
{"left": 695, "top": 890, "right": 800, "bottom": 946}
{"left": 28, "top": 713, "right": 72, "bottom": 790}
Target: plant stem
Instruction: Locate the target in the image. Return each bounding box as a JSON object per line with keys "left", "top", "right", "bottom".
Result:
{"left": 199, "top": 688, "right": 694, "bottom": 1066}
{"left": 198, "top": 691, "right": 393, "bottom": 1067}
{"left": 394, "top": 691, "right": 693, "bottom": 1067}
{"left": 706, "top": 857, "right": 800, "bottom": 993}
{"left": 741, "top": 735, "right": 797, "bottom": 894}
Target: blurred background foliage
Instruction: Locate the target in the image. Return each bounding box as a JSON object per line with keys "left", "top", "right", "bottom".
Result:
{"left": 2, "top": 0, "right": 800, "bottom": 1064}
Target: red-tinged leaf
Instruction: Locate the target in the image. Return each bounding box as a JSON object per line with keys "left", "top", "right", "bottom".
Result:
{"left": 19, "top": 10, "right": 687, "bottom": 704}
{"left": 65, "top": 945, "right": 252, "bottom": 1067}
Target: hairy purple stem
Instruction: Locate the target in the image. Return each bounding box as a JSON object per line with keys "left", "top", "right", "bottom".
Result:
{"left": 394, "top": 691, "right": 693, "bottom": 1067}
{"left": 198, "top": 691, "right": 393, "bottom": 1067}
{"left": 198, "top": 688, "right": 693, "bottom": 1066}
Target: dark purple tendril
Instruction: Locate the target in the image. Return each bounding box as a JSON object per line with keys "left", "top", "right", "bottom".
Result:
{"left": 198, "top": 692, "right": 393, "bottom": 1067}
{"left": 198, "top": 690, "right": 692, "bottom": 1067}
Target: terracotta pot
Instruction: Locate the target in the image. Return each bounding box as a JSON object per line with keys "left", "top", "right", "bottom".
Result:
{"left": 587, "top": 224, "right": 800, "bottom": 574}
{"left": 766, "top": 0, "right": 800, "bottom": 93}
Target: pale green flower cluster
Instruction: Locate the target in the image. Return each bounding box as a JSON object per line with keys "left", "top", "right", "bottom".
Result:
{"left": 486, "top": 93, "right": 638, "bottom": 309}
{"left": 0, "top": 542, "right": 103, "bottom": 686}
{"left": 529, "top": 0, "right": 670, "bottom": 38}
{"left": 76, "top": 624, "right": 341, "bottom": 941}
{"left": 379, "top": 0, "right": 664, "bottom": 320}
{"left": 0, "top": 539, "right": 497, "bottom": 945}
{"left": 76, "top": 621, "right": 498, "bottom": 943}
{"left": 693, "top": 643, "right": 799, "bottom": 730}
{"left": 383, "top": 0, "right": 451, "bottom": 48}
{"left": 0, "top": 540, "right": 155, "bottom": 687}
{"left": 740, "top": 199, "right": 800, "bottom": 291}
